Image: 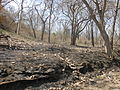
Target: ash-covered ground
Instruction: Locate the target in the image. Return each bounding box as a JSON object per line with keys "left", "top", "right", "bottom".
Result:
{"left": 0, "top": 38, "right": 120, "bottom": 90}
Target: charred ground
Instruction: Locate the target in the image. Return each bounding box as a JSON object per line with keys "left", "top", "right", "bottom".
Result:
{"left": 0, "top": 37, "right": 120, "bottom": 90}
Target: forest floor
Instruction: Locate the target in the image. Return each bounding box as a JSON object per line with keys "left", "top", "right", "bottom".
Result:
{"left": 0, "top": 35, "right": 120, "bottom": 90}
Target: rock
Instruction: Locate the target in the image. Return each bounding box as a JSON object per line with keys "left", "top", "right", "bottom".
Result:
{"left": 45, "top": 68, "right": 55, "bottom": 74}
{"left": 0, "top": 70, "right": 8, "bottom": 77}
{"left": 14, "top": 71, "right": 23, "bottom": 74}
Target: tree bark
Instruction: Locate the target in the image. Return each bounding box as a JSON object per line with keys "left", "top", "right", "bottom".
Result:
{"left": 31, "top": 26, "right": 36, "bottom": 39}
{"left": 48, "top": 0, "right": 53, "bottom": 43}
{"left": 70, "top": 19, "right": 76, "bottom": 45}
{"left": 29, "top": 17, "right": 36, "bottom": 39}
{"left": 16, "top": 21, "right": 21, "bottom": 34}
{"left": 71, "top": 33, "right": 76, "bottom": 45}
{"left": 41, "top": 22, "right": 45, "bottom": 41}
{"left": 97, "top": 22, "right": 112, "bottom": 57}
{"left": 91, "top": 21, "right": 94, "bottom": 47}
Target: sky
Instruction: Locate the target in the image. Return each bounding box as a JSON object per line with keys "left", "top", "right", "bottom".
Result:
{"left": 5, "top": 0, "right": 36, "bottom": 12}
{"left": 2, "top": 0, "right": 120, "bottom": 35}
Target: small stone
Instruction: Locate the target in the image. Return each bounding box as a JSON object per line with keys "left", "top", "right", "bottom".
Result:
{"left": 11, "top": 62, "right": 15, "bottom": 64}
{"left": 45, "top": 68, "right": 55, "bottom": 73}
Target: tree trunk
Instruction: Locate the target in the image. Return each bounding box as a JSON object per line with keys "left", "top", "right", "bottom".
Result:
{"left": 95, "top": 26, "right": 98, "bottom": 44}
{"left": 16, "top": 0, "right": 24, "bottom": 35}
{"left": 16, "top": 21, "right": 21, "bottom": 34}
{"left": 48, "top": 18, "right": 51, "bottom": 43}
{"left": 86, "top": 25, "right": 90, "bottom": 41}
{"left": 48, "top": 0, "right": 53, "bottom": 43}
{"left": 82, "top": 0, "right": 112, "bottom": 58}
{"left": 71, "top": 33, "right": 76, "bottom": 45}
{"left": 98, "top": 24, "right": 112, "bottom": 58}
{"left": 41, "top": 22, "right": 45, "bottom": 41}
{"left": 102, "top": 33, "right": 112, "bottom": 58}
{"left": 30, "top": 17, "right": 36, "bottom": 39}
{"left": 32, "top": 27, "right": 36, "bottom": 39}
{"left": 48, "top": 20, "right": 51, "bottom": 43}
{"left": 91, "top": 21, "right": 94, "bottom": 47}
{"left": 70, "top": 16, "right": 76, "bottom": 45}
{"left": 111, "top": 0, "right": 119, "bottom": 50}
{"left": 94, "top": 18, "right": 112, "bottom": 58}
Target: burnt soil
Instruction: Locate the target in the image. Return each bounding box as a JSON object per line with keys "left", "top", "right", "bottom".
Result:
{"left": 0, "top": 38, "right": 120, "bottom": 90}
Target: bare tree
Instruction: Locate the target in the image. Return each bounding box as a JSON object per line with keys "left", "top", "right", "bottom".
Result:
{"left": 0, "top": 0, "right": 14, "bottom": 10}
{"left": 28, "top": 8, "right": 37, "bottom": 38}
{"left": 61, "top": 0, "right": 89, "bottom": 45}
{"left": 35, "top": 2, "right": 49, "bottom": 41}
{"left": 110, "top": 0, "right": 119, "bottom": 49}
{"left": 82, "top": 0, "right": 113, "bottom": 58}
{"left": 16, "top": 0, "right": 24, "bottom": 34}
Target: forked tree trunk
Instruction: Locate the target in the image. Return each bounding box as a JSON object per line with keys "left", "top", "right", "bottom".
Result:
{"left": 82, "top": 0, "right": 112, "bottom": 58}
{"left": 35, "top": 7, "right": 47, "bottom": 41}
